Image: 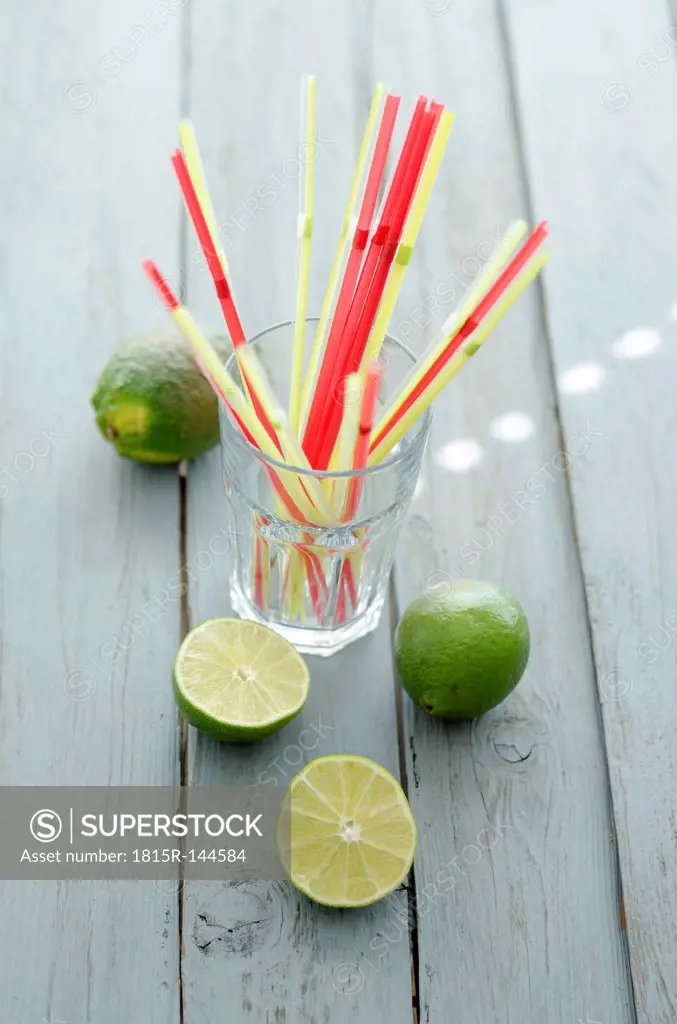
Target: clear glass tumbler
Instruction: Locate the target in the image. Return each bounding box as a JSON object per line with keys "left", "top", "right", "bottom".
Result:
{"left": 220, "top": 319, "right": 431, "bottom": 656}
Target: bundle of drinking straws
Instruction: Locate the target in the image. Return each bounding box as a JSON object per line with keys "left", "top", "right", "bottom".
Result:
{"left": 144, "top": 78, "right": 549, "bottom": 628}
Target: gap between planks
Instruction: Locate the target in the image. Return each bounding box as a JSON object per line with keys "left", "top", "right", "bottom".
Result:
{"left": 177, "top": 2, "right": 194, "bottom": 1016}
{"left": 390, "top": 577, "right": 421, "bottom": 1024}
{"left": 178, "top": 463, "right": 190, "bottom": 1024}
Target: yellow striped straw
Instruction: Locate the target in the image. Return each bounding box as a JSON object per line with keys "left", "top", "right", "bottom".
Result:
{"left": 438, "top": 219, "right": 528, "bottom": 345}
{"left": 329, "top": 373, "right": 364, "bottom": 517}
{"left": 368, "top": 250, "right": 549, "bottom": 465}
{"left": 289, "top": 75, "right": 317, "bottom": 435}
{"left": 374, "top": 219, "right": 528, "bottom": 440}
{"left": 179, "top": 120, "right": 230, "bottom": 277}
{"left": 171, "top": 306, "right": 320, "bottom": 523}
{"left": 237, "top": 346, "right": 334, "bottom": 523}
{"left": 178, "top": 120, "right": 263, "bottom": 411}
{"left": 299, "top": 82, "right": 385, "bottom": 427}
{"left": 361, "top": 110, "right": 455, "bottom": 370}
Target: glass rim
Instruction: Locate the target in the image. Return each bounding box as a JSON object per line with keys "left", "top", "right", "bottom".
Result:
{"left": 221, "top": 318, "right": 432, "bottom": 480}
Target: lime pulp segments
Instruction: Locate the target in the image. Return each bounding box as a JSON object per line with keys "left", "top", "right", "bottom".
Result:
{"left": 282, "top": 754, "right": 417, "bottom": 908}
{"left": 174, "top": 618, "right": 309, "bottom": 742}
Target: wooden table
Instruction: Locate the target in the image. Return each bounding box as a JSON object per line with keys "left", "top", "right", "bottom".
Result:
{"left": 2, "top": 0, "right": 676, "bottom": 1020}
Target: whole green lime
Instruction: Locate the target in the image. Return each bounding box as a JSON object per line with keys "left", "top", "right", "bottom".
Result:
{"left": 394, "top": 580, "right": 530, "bottom": 720}
{"left": 92, "top": 326, "right": 228, "bottom": 464}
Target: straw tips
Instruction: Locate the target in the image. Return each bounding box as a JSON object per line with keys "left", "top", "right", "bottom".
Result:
{"left": 143, "top": 260, "right": 179, "bottom": 310}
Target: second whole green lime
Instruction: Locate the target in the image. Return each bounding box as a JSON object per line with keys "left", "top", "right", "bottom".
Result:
{"left": 394, "top": 580, "right": 530, "bottom": 720}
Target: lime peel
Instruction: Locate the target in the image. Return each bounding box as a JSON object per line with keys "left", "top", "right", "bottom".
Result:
{"left": 395, "top": 580, "right": 530, "bottom": 720}
{"left": 92, "top": 325, "right": 228, "bottom": 464}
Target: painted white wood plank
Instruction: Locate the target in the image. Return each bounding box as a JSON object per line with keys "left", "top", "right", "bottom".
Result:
{"left": 181, "top": 2, "right": 414, "bottom": 1021}
{"left": 0, "top": 1, "right": 183, "bottom": 1020}
{"left": 371, "top": 1, "right": 634, "bottom": 1021}
{"left": 503, "top": 1, "right": 677, "bottom": 1020}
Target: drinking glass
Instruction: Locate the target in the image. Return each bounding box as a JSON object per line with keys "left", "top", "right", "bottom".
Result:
{"left": 220, "top": 319, "right": 430, "bottom": 656}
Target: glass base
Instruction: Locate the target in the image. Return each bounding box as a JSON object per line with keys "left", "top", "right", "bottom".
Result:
{"left": 230, "top": 582, "right": 386, "bottom": 657}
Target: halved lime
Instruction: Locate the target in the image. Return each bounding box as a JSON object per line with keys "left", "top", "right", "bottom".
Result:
{"left": 174, "top": 618, "right": 309, "bottom": 742}
{"left": 281, "top": 755, "right": 417, "bottom": 908}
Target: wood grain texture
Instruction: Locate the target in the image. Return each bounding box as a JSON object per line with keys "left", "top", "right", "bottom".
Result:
{"left": 2, "top": 0, "right": 671, "bottom": 1020}
{"left": 180, "top": 2, "right": 414, "bottom": 1020}
{"left": 502, "top": 0, "right": 677, "bottom": 1020}
{"left": 371, "top": 0, "right": 634, "bottom": 1021}
{"left": 0, "top": 1, "right": 182, "bottom": 1019}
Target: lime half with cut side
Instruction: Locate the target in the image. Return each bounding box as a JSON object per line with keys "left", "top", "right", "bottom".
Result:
{"left": 280, "top": 754, "right": 417, "bottom": 908}
{"left": 174, "top": 618, "right": 309, "bottom": 743}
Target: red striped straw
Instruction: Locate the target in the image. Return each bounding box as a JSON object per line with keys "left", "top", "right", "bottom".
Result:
{"left": 343, "top": 102, "right": 440, "bottom": 371}
{"left": 253, "top": 534, "right": 266, "bottom": 611}
{"left": 171, "top": 151, "right": 279, "bottom": 444}
{"left": 144, "top": 258, "right": 331, "bottom": 598}
{"left": 221, "top": 416, "right": 331, "bottom": 618}
{"left": 332, "top": 94, "right": 401, "bottom": 338}
{"left": 343, "top": 558, "right": 358, "bottom": 607}
{"left": 302, "top": 94, "right": 400, "bottom": 457}
{"left": 144, "top": 259, "right": 226, "bottom": 404}
{"left": 369, "top": 220, "right": 550, "bottom": 452}
{"left": 302, "top": 551, "right": 324, "bottom": 623}
{"left": 171, "top": 150, "right": 244, "bottom": 343}
{"left": 143, "top": 259, "right": 306, "bottom": 521}
{"left": 422, "top": 100, "right": 445, "bottom": 156}
{"left": 313, "top": 99, "right": 436, "bottom": 469}
{"left": 145, "top": 259, "right": 180, "bottom": 310}
{"left": 307, "top": 99, "right": 428, "bottom": 468}
{"left": 335, "top": 364, "right": 381, "bottom": 619}
{"left": 334, "top": 573, "right": 348, "bottom": 624}
{"left": 344, "top": 364, "right": 381, "bottom": 520}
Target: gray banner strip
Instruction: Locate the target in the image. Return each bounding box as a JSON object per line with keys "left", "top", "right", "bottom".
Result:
{"left": 0, "top": 787, "right": 287, "bottom": 880}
